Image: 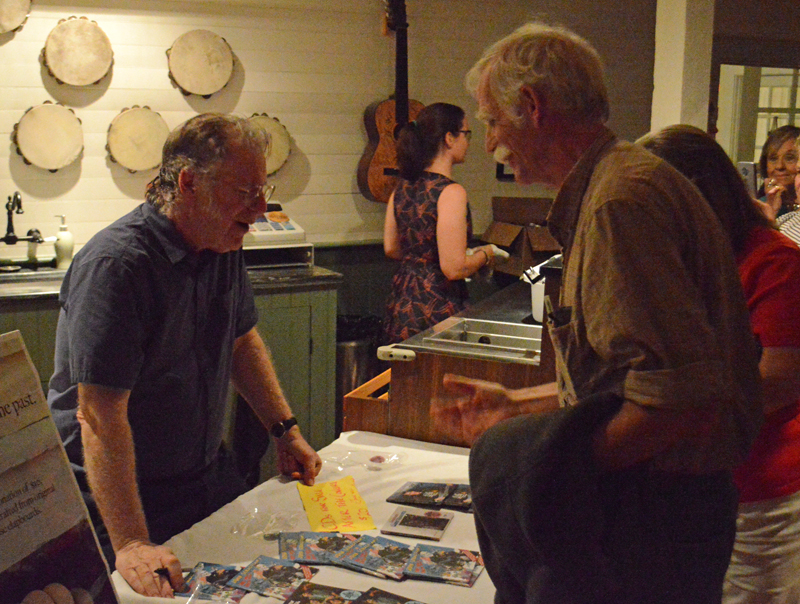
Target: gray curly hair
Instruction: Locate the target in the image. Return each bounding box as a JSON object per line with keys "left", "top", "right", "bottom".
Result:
{"left": 146, "top": 113, "right": 269, "bottom": 212}
{"left": 466, "top": 22, "right": 609, "bottom": 127}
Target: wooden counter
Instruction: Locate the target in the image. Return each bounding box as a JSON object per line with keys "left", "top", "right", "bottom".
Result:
{"left": 344, "top": 274, "right": 561, "bottom": 447}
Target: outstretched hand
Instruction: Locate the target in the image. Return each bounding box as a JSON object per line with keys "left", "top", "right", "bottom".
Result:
{"left": 115, "top": 540, "right": 183, "bottom": 598}
{"left": 431, "top": 374, "right": 515, "bottom": 445}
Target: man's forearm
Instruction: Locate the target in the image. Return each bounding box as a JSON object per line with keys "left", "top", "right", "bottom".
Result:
{"left": 82, "top": 423, "right": 149, "bottom": 551}
{"left": 591, "top": 401, "right": 709, "bottom": 471}
{"left": 231, "top": 327, "right": 293, "bottom": 427}
{"left": 509, "top": 381, "right": 560, "bottom": 415}
{"left": 78, "top": 386, "right": 150, "bottom": 552}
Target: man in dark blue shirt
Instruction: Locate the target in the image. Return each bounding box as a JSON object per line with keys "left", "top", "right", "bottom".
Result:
{"left": 48, "top": 114, "right": 321, "bottom": 598}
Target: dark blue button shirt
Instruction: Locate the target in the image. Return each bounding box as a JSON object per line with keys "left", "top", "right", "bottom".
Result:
{"left": 48, "top": 203, "right": 258, "bottom": 481}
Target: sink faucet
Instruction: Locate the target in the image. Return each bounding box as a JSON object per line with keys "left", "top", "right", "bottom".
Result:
{"left": 2, "top": 192, "right": 43, "bottom": 245}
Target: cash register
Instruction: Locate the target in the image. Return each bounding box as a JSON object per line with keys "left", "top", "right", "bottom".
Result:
{"left": 242, "top": 202, "right": 313, "bottom": 268}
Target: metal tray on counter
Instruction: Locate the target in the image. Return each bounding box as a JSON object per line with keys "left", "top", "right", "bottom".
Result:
{"left": 421, "top": 318, "right": 542, "bottom": 364}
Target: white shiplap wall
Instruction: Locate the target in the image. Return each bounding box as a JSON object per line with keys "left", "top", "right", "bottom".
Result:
{"left": 0, "top": 0, "right": 656, "bottom": 262}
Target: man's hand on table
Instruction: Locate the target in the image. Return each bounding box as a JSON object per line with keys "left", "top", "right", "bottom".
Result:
{"left": 116, "top": 540, "right": 184, "bottom": 598}
{"left": 276, "top": 429, "right": 322, "bottom": 485}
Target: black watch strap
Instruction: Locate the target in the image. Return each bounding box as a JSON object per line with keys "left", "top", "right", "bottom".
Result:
{"left": 270, "top": 416, "right": 298, "bottom": 438}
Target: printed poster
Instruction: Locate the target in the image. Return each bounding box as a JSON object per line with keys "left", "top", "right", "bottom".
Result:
{"left": 0, "top": 331, "right": 118, "bottom": 603}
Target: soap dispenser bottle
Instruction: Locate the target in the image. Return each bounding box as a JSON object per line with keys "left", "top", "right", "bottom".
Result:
{"left": 54, "top": 215, "right": 74, "bottom": 269}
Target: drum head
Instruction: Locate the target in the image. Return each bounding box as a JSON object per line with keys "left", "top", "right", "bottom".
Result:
{"left": 0, "top": 0, "right": 30, "bottom": 33}
{"left": 14, "top": 103, "right": 83, "bottom": 171}
{"left": 107, "top": 106, "right": 169, "bottom": 172}
{"left": 249, "top": 114, "right": 291, "bottom": 175}
{"left": 167, "top": 29, "right": 233, "bottom": 97}
{"left": 43, "top": 16, "right": 113, "bottom": 86}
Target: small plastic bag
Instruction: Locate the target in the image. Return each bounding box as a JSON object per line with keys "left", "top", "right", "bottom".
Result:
{"left": 321, "top": 449, "right": 406, "bottom": 472}
{"left": 184, "top": 581, "right": 239, "bottom": 604}
{"left": 230, "top": 506, "right": 300, "bottom": 540}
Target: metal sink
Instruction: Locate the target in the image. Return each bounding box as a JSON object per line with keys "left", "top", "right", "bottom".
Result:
{"left": 422, "top": 318, "right": 542, "bottom": 364}
{"left": 0, "top": 280, "right": 62, "bottom": 299}
{"left": 0, "top": 267, "right": 65, "bottom": 299}
{"left": 0, "top": 266, "right": 65, "bottom": 282}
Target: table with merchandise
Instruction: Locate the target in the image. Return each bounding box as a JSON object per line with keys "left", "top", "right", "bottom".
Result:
{"left": 112, "top": 431, "right": 495, "bottom": 603}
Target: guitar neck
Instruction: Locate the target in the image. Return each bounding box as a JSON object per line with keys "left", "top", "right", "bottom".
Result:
{"left": 394, "top": 24, "right": 409, "bottom": 127}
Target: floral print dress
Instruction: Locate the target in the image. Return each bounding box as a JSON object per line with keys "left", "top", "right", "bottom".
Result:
{"left": 382, "top": 172, "right": 472, "bottom": 344}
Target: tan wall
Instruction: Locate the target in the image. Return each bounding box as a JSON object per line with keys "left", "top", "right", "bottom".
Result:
{"left": 0, "top": 0, "right": 657, "bottom": 262}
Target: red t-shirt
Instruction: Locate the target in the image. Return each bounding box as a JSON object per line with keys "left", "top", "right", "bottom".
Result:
{"left": 734, "top": 226, "right": 800, "bottom": 502}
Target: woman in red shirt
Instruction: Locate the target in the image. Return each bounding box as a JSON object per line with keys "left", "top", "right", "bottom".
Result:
{"left": 641, "top": 124, "right": 800, "bottom": 603}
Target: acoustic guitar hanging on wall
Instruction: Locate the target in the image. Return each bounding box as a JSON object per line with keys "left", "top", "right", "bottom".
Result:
{"left": 357, "top": 0, "right": 424, "bottom": 203}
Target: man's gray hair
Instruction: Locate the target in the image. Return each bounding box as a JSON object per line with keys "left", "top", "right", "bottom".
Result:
{"left": 146, "top": 113, "right": 269, "bottom": 212}
{"left": 466, "top": 22, "right": 609, "bottom": 126}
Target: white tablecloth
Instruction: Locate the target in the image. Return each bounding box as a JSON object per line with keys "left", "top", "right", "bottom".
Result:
{"left": 112, "top": 431, "right": 495, "bottom": 603}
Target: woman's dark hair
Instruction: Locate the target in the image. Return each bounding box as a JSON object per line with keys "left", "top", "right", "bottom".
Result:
{"left": 758, "top": 124, "right": 800, "bottom": 182}
{"left": 639, "top": 124, "right": 774, "bottom": 254}
{"left": 396, "top": 102, "right": 465, "bottom": 181}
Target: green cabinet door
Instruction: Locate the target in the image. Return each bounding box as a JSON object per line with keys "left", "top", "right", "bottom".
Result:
{"left": 0, "top": 298, "right": 60, "bottom": 392}
{"left": 249, "top": 288, "right": 337, "bottom": 482}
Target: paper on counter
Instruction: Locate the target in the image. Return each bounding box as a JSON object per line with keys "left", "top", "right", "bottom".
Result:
{"left": 297, "top": 475, "right": 376, "bottom": 532}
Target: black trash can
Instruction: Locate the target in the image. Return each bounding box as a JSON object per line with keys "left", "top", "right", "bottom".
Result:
{"left": 336, "top": 315, "right": 382, "bottom": 435}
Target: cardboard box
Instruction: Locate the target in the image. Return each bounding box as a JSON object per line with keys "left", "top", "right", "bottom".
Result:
{"left": 481, "top": 197, "right": 560, "bottom": 276}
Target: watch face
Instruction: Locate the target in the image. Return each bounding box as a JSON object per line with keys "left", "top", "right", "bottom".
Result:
{"left": 271, "top": 417, "right": 297, "bottom": 438}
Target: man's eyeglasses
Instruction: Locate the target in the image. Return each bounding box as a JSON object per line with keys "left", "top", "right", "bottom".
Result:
{"left": 237, "top": 183, "right": 276, "bottom": 205}
{"left": 460, "top": 129, "right": 472, "bottom": 141}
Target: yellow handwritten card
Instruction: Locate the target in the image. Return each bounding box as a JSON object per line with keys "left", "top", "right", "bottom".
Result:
{"left": 297, "top": 476, "right": 375, "bottom": 532}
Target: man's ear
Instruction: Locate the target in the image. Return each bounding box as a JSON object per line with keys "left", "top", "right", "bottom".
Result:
{"left": 520, "top": 85, "right": 544, "bottom": 127}
{"left": 178, "top": 168, "right": 195, "bottom": 196}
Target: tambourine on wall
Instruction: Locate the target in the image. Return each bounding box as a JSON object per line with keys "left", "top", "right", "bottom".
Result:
{"left": 0, "top": 0, "right": 32, "bottom": 34}
{"left": 41, "top": 15, "right": 113, "bottom": 86}
{"left": 106, "top": 106, "right": 169, "bottom": 173}
{"left": 167, "top": 29, "right": 234, "bottom": 98}
{"left": 249, "top": 114, "right": 291, "bottom": 175}
{"left": 12, "top": 101, "right": 84, "bottom": 172}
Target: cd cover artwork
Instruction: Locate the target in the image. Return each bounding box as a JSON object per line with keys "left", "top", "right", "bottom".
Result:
{"left": 354, "top": 536, "right": 413, "bottom": 580}
{"left": 380, "top": 506, "right": 454, "bottom": 541}
{"left": 353, "top": 586, "right": 429, "bottom": 604}
{"left": 442, "top": 484, "right": 472, "bottom": 511}
{"left": 285, "top": 581, "right": 364, "bottom": 603}
{"left": 403, "top": 544, "right": 484, "bottom": 587}
{"left": 175, "top": 562, "right": 247, "bottom": 602}
{"left": 385, "top": 482, "right": 452, "bottom": 508}
{"left": 227, "top": 555, "right": 318, "bottom": 600}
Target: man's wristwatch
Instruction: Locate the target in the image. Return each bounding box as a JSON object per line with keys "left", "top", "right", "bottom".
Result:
{"left": 270, "top": 417, "right": 298, "bottom": 438}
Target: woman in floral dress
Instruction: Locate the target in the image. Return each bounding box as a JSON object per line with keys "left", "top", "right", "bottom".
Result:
{"left": 382, "top": 103, "right": 496, "bottom": 344}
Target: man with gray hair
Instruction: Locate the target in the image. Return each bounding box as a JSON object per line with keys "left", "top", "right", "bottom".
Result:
{"left": 433, "top": 23, "right": 762, "bottom": 603}
{"left": 48, "top": 113, "right": 321, "bottom": 598}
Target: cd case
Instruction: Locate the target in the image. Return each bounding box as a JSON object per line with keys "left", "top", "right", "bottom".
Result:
{"left": 386, "top": 482, "right": 472, "bottom": 511}
{"left": 403, "top": 544, "right": 484, "bottom": 587}
{"left": 175, "top": 562, "right": 247, "bottom": 602}
{"left": 380, "top": 506, "right": 454, "bottom": 541}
